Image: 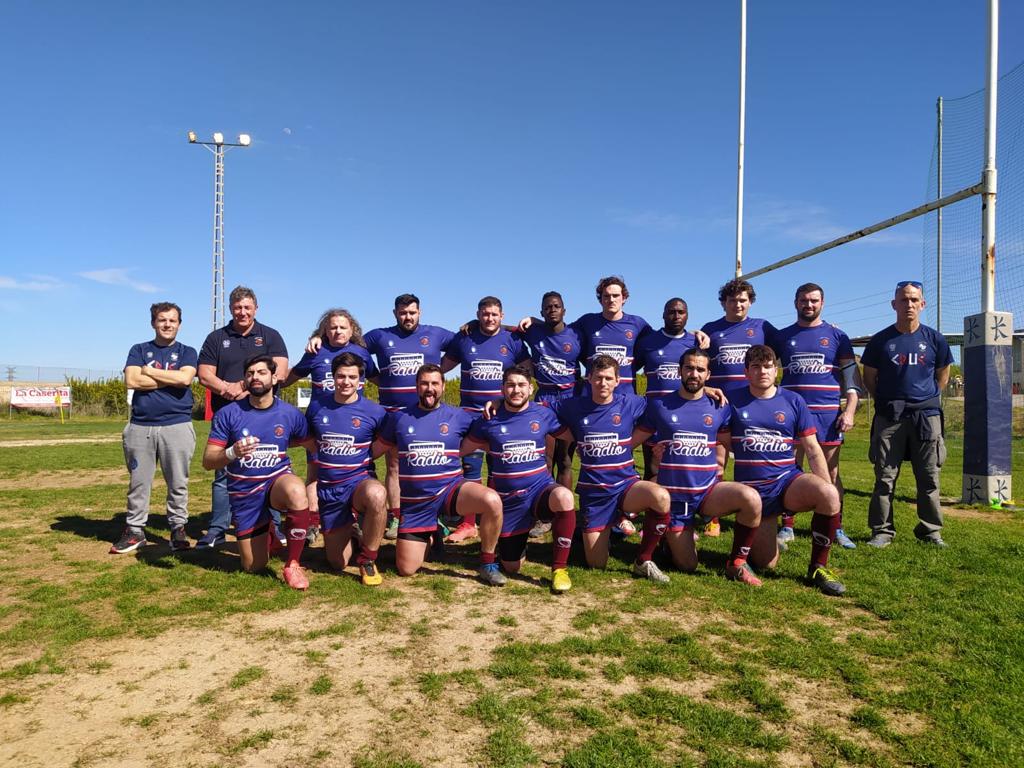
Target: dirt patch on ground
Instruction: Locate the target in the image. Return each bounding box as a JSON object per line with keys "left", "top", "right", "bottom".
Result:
{"left": 0, "top": 468, "right": 127, "bottom": 491}
{"left": 941, "top": 504, "right": 1021, "bottom": 521}
{"left": 0, "top": 436, "right": 121, "bottom": 448}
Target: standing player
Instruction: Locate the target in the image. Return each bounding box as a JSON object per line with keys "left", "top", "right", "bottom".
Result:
{"left": 363, "top": 294, "right": 456, "bottom": 540}
{"left": 730, "top": 346, "right": 845, "bottom": 596}
{"left": 775, "top": 284, "right": 861, "bottom": 549}
{"left": 306, "top": 353, "right": 389, "bottom": 586}
{"left": 699, "top": 278, "right": 778, "bottom": 537}
{"left": 552, "top": 355, "right": 672, "bottom": 583}
{"left": 441, "top": 296, "right": 529, "bottom": 542}
{"left": 518, "top": 291, "right": 583, "bottom": 493}
{"left": 636, "top": 348, "right": 763, "bottom": 585}
{"left": 286, "top": 308, "right": 376, "bottom": 543}
{"left": 634, "top": 298, "right": 699, "bottom": 481}
{"left": 375, "top": 365, "right": 506, "bottom": 585}
{"left": 111, "top": 302, "right": 198, "bottom": 554}
{"left": 197, "top": 286, "right": 290, "bottom": 548}
{"left": 861, "top": 281, "right": 952, "bottom": 548}
{"left": 462, "top": 366, "right": 577, "bottom": 593}
{"left": 202, "top": 355, "right": 314, "bottom": 590}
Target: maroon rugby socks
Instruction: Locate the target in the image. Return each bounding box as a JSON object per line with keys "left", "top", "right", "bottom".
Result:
{"left": 636, "top": 507, "right": 669, "bottom": 563}
{"left": 550, "top": 508, "right": 576, "bottom": 569}
{"left": 810, "top": 513, "right": 839, "bottom": 569}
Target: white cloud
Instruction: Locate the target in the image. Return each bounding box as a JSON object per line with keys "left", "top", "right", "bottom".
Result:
{"left": 78, "top": 268, "right": 159, "bottom": 293}
{"left": 609, "top": 209, "right": 688, "bottom": 232}
{"left": 282, "top": 127, "right": 292, "bottom": 135}
{"left": 0, "top": 274, "right": 64, "bottom": 291}
{"left": 745, "top": 196, "right": 920, "bottom": 246}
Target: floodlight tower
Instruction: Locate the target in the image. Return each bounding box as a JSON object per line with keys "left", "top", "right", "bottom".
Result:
{"left": 187, "top": 131, "right": 251, "bottom": 330}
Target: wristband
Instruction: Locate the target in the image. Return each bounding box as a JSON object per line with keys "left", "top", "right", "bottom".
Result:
{"left": 225, "top": 445, "right": 237, "bottom": 461}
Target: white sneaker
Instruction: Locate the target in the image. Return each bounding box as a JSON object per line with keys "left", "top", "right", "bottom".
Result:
{"left": 632, "top": 559, "right": 670, "bottom": 584}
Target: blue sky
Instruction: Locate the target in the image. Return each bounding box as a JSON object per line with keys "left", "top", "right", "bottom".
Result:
{"left": 2, "top": 1, "right": 1021, "bottom": 372}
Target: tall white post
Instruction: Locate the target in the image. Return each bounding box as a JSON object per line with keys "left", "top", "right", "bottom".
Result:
{"left": 981, "top": 0, "right": 998, "bottom": 311}
{"left": 735, "top": 0, "right": 747, "bottom": 278}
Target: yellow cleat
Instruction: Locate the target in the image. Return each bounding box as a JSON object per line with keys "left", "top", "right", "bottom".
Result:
{"left": 703, "top": 518, "right": 721, "bottom": 537}
{"left": 360, "top": 561, "right": 383, "bottom": 587}
{"left": 551, "top": 568, "right": 572, "bottom": 594}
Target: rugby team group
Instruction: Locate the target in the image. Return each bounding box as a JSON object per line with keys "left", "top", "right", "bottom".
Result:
{"left": 111, "top": 276, "right": 952, "bottom": 596}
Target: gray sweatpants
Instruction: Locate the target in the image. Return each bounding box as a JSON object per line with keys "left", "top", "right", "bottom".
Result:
{"left": 123, "top": 421, "right": 196, "bottom": 530}
{"left": 867, "top": 413, "right": 946, "bottom": 541}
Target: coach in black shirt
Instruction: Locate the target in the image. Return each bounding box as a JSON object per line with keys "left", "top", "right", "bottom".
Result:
{"left": 196, "top": 285, "right": 289, "bottom": 547}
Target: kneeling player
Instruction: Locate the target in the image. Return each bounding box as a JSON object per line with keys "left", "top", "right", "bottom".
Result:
{"left": 203, "top": 355, "right": 315, "bottom": 590}
{"left": 375, "top": 364, "right": 506, "bottom": 585}
{"left": 306, "top": 352, "right": 389, "bottom": 586}
{"left": 552, "top": 355, "right": 671, "bottom": 583}
{"left": 731, "top": 345, "right": 845, "bottom": 596}
{"left": 636, "top": 348, "right": 763, "bottom": 585}
{"left": 462, "top": 365, "right": 577, "bottom": 593}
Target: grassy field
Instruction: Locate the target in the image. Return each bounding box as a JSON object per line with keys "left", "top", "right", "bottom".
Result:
{"left": 0, "top": 412, "right": 1022, "bottom": 767}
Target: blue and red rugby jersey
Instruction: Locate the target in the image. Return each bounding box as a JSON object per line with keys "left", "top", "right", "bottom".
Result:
{"left": 700, "top": 317, "right": 779, "bottom": 395}
{"left": 775, "top": 322, "right": 855, "bottom": 417}
{"left": 468, "top": 401, "right": 562, "bottom": 496}
{"left": 637, "top": 392, "right": 730, "bottom": 501}
{"left": 728, "top": 388, "right": 816, "bottom": 487}
{"left": 444, "top": 329, "right": 528, "bottom": 412}
{"left": 364, "top": 324, "right": 456, "bottom": 410}
{"left": 290, "top": 342, "right": 377, "bottom": 408}
{"left": 518, "top": 323, "right": 582, "bottom": 394}
{"left": 572, "top": 312, "right": 652, "bottom": 394}
{"left": 377, "top": 404, "right": 476, "bottom": 532}
{"left": 553, "top": 393, "right": 647, "bottom": 492}
{"left": 633, "top": 330, "right": 698, "bottom": 399}
{"left": 208, "top": 398, "right": 309, "bottom": 499}
{"left": 306, "top": 395, "right": 388, "bottom": 487}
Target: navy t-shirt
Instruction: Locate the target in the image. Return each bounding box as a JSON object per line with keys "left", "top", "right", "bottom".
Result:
{"left": 862, "top": 324, "right": 953, "bottom": 406}
{"left": 198, "top": 321, "right": 288, "bottom": 413}
{"left": 125, "top": 340, "right": 198, "bottom": 426}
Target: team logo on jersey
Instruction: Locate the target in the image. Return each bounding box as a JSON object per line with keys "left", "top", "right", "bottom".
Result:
{"left": 892, "top": 352, "right": 927, "bottom": 366}
{"left": 611, "top": 414, "right": 621, "bottom": 425}
{"left": 241, "top": 428, "right": 251, "bottom": 437}
{"left": 389, "top": 353, "right": 424, "bottom": 376}
{"left": 274, "top": 424, "right": 285, "bottom": 437}
{"left": 787, "top": 353, "right": 830, "bottom": 375}
{"left": 146, "top": 351, "right": 153, "bottom": 358}
{"left": 669, "top": 431, "right": 712, "bottom": 457}
{"left": 239, "top": 443, "right": 281, "bottom": 469}
{"left": 407, "top": 440, "right": 448, "bottom": 467}
{"left": 741, "top": 427, "right": 790, "bottom": 453}
{"left": 888, "top": 343, "right": 896, "bottom": 351}
{"left": 918, "top": 342, "right": 927, "bottom": 351}
{"left": 563, "top": 342, "right": 572, "bottom": 353}
{"left": 500, "top": 345, "right": 509, "bottom": 356}
{"left": 819, "top": 338, "right": 830, "bottom": 347}
{"left": 500, "top": 425, "right": 508, "bottom": 434}
{"left": 746, "top": 328, "right": 755, "bottom": 337}
{"left": 717, "top": 344, "right": 750, "bottom": 365}
{"left": 625, "top": 330, "right": 634, "bottom": 340}
{"left": 351, "top": 417, "right": 361, "bottom": 428}
{"left": 539, "top": 355, "right": 573, "bottom": 377}
{"left": 388, "top": 340, "right": 394, "bottom": 347}
{"left": 439, "top": 423, "right": 450, "bottom": 435}
{"left": 703, "top": 414, "right": 714, "bottom": 426}
{"left": 170, "top": 352, "right": 178, "bottom": 361}
{"left": 655, "top": 363, "right": 680, "bottom": 380}
{"left": 578, "top": 432, "right": 626, "bottom": 458}
{"left": 255, "top": 337, "right": 264, "bottom": 347}
{"left": 419, "top": 336, "right": 430, "bottom": 346}
{"left": 222, "top": 339, "right": 231, "bottom": 348}
{"left": 318, "top": 433, "right": 360, "bottom": 456}
{"left": 470, "top": 360, "right": 504, "bottom": 381}
{"left": 774, "top": 411, "right": 786, "bottom": 424}
{"left": 321, "top": 415, "right": 329, "bottom": 423}
{"left": 407, "top": 425, "right": 415, "bottom": 433}
{"left": 594, "top": 344, "right": 628, "bottom": 363}
{"left": 500, "top": 439, "right": 539, "bottom": 464}
{"left": 530, "top": 420, "right": 540, "bottom": 433}
{"left": 671, "top": 414, "right": 678, "bottom": 422}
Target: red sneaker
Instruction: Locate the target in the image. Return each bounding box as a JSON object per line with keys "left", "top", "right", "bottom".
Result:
{"left": 445, "top": 520, "right": 478, "bottom": 544}
{"left": 724, "top": 560, "right": 762, "bottom": 587}
{"left": 282, "top": 563, "right": 309, "bottom": 590}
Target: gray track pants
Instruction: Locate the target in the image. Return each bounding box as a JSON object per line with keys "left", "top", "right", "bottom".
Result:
{"left": 123, "top": 421, "right": 196, "bottom": 530}
{"left": 867, "top": 413, "right": 946, "bottom": 541}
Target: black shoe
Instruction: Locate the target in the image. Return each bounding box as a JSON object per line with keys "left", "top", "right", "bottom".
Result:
{"left": 110, "top": 527, "right": 146, "bottom": 554}
{"left": 195, "top": 530, "right": 226, "bottom": 549}
{"left": 170, "top": 526, "right": 191, "bottom": 551}
{"left": 807, "top": 565, "right": 846, "bottom": 597}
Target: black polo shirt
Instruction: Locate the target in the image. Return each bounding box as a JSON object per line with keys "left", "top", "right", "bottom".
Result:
{"left": 199, "top": 320, "right": 288, "bottom": 413}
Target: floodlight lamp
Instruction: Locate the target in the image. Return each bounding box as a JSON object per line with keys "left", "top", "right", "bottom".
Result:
{"left": 187, "top": 130, "right": 198, "bottom": 143}
{"left": 238, "top": 133, "right": 251, "bottom": 147}
{"left": 212, "top": 132, "right": 224, "bottom": 145}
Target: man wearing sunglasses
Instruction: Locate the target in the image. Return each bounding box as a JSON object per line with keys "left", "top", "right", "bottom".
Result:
{"left": 861, "top": 281, "right": 953, "bottom": 548}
